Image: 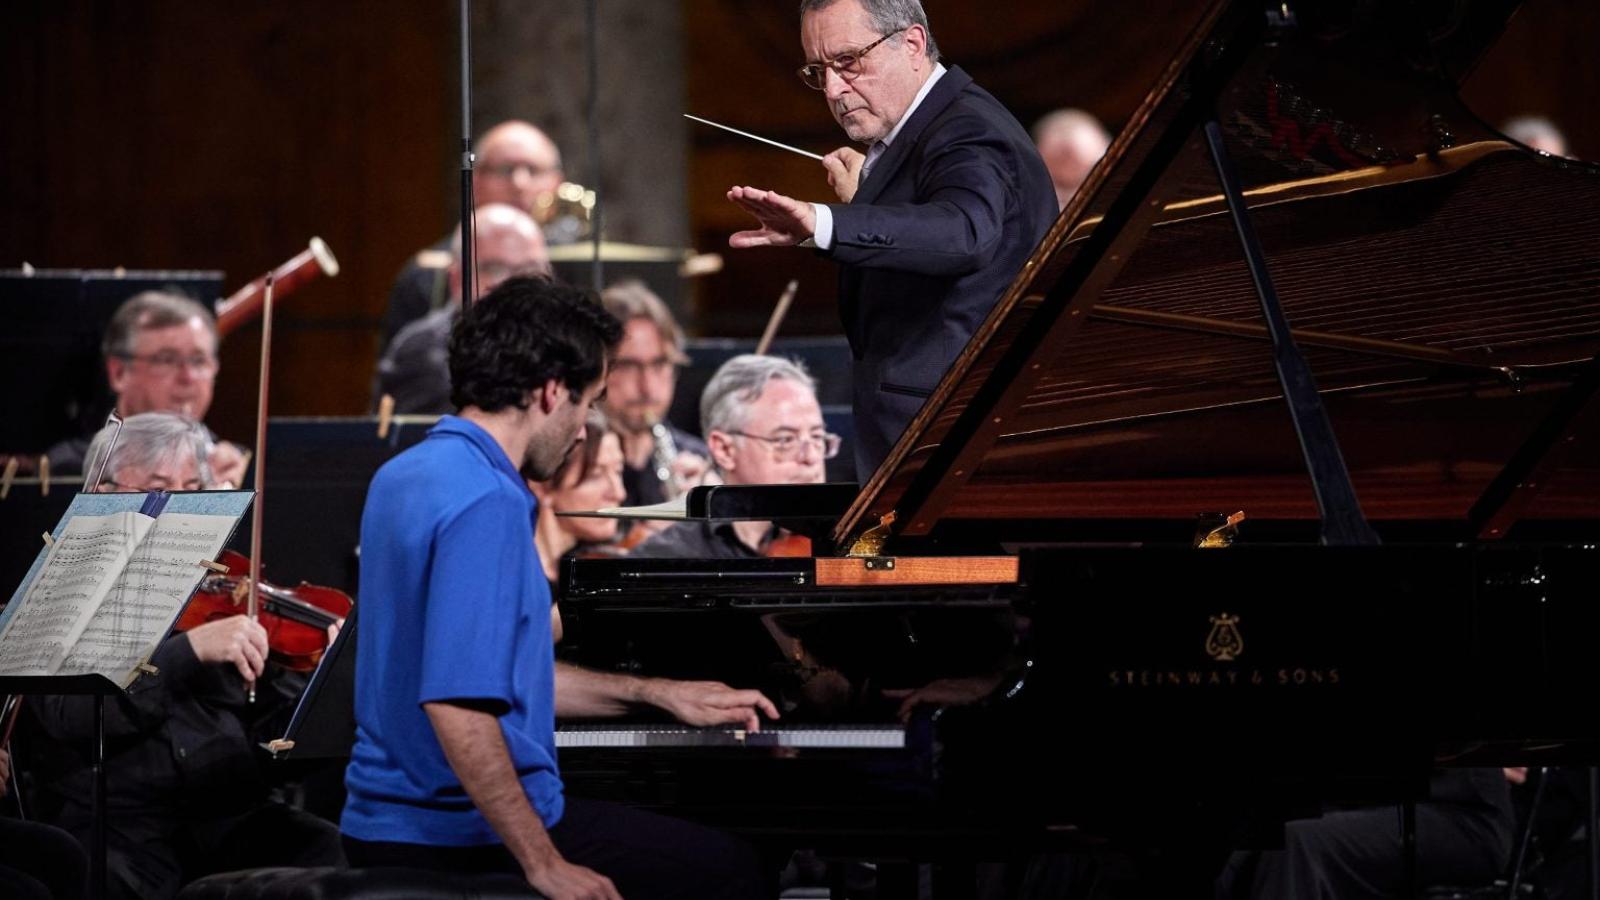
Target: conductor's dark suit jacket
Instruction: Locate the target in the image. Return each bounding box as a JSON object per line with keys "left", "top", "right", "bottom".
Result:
{"left": 822, "top": 65, "right": 1057, "bottom": 477}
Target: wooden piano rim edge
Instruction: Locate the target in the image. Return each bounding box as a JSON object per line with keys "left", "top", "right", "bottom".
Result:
{"left": 813, "top": 555, "right": 1018, "bottom": 587}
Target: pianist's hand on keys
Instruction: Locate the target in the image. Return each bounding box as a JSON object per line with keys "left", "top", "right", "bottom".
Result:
{"left": 639, "top": 679, "right": 781, "bottom": 732}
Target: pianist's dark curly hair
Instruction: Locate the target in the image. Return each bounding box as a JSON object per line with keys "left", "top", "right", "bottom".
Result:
{"left": 448, "top": 276, "right": 622, "bottom": 413}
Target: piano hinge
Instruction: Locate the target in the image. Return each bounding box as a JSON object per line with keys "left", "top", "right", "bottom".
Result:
{"left": 1195, "top": 510, "right": 1246, "bottom": 548}
{"left": 848, "top": 511, "right": 896, "bottom": 557}
{"left": 863, "top": 557, "right": 896, "bottom": 571}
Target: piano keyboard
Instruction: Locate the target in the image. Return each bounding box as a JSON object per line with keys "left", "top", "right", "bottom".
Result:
{"left": 555, "top": 723, "right": 906, "bottom": 749}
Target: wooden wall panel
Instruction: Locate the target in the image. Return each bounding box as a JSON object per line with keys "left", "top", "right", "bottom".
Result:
{"left": 0, "top": 1, "right": 452, "bottom": 441}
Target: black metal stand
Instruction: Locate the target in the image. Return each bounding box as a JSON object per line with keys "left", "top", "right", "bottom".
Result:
{"left": 1201, "top": 117, "right": 1380, "bottom": 547}
{"left": 1589, "top": 767, "right": 1598, "bottom": 900}
{"left": 0, "top": 674, "right": 123, "bottom": 900}
{"left": 1402, "top": 798, "right": 1418, "bottom": 899}
{"left": 457, "top": 0, "right": 476, "bottom": 308}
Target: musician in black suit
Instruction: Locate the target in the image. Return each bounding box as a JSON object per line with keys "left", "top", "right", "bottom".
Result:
{"left": 1216, "top": 768, "right": 1516, "bottom": 900}
{"left": 726, "top": 0, "right": 1056, "bottom": 476}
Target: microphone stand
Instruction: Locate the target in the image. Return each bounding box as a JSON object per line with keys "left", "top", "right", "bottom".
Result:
{"left": 459, "top": 0, "right": 476, "bottom": 308}
{"left": 585, "top": 0, "right": 604, "bottom": 292}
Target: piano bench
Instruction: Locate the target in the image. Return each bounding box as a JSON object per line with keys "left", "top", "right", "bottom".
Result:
{"left": 175, "top": 867, "right": 545, "bottom": 900}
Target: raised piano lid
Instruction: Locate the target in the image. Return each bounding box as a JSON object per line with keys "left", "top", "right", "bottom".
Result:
{"left": 835, "top": 0, "right": 1600, "bottom": 552}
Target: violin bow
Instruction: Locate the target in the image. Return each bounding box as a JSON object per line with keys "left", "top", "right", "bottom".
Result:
{"left": 246, "top": 272, "right": 275, "bottom": 703}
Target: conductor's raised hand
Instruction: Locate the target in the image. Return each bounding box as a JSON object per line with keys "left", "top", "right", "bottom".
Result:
{"left": 822, "top": 147, "right": 865, "bottom": 202}
{"left": 727, "top": 186, "right": 816, "bottom": 248}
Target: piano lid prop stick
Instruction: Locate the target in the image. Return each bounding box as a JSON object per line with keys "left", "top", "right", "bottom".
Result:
{"left": 756, "top": 280, "right": 799, "bottom": 356}
{"left": 38, "top": 455, "right": 49, "bottom": 496}
{"left": 683, "top": 115, "right": 825, "bottom": 162}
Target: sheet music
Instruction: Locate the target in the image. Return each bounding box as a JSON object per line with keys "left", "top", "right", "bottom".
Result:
{"left": 58, "top": 512, "right": 236, "bottom": 685}
{"left": 0, "top": 512, "right": 153, "bottom": 676}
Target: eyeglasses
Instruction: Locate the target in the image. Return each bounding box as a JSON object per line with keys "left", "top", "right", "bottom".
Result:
{"left": 118, "top": 351, "right": 218, "bottom": 375}
{"left": 730, "top": 430, "right": 842, "bottom": 460}
{"left": 797, "top": 28, "right": 904, "bottom": 90}
{"left": 609, "top": 357, "right": 679, "bottom": 380}
{"left": 105, "top": 478, "right": 206, "bottom": 492}
{"left": 481, "top": 161, "right": 558, "bottom": 181}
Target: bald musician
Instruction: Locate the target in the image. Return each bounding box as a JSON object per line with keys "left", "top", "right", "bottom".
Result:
{"left": 374, "top": 202, "right": 551, "bottom": 415}
{"left": 381, "top": 120, "right": 566, "bottom": 351}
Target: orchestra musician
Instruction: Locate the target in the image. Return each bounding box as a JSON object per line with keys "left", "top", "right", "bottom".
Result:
{"left": 374, "top": 202, "right": 552, "bottom": 415}
{"left": 45, "top": 291, "right": 248, "bottom": 488}
{"left": 724, "top": 0, "right": 1056, "bottom": 476}
{"left": 530, "top": 407, "right": 779, "bottom": 725}
{"left": 0, "top": 746, "right": 87, "bottom": 900}
{"left": 22, "top": 412, "right": 344, "bottom": 900}
{"left": 381, "top": 119, "right": 566, "bottom": 352}
{"left": 344, "top": 276, "right": 770, "bottom": 899}
{"left": 1032, "top": 107, "right": 1112, "bottom": 210}
{"left": 630, "top": 354, "right": 833, "bottom": 559}
{"left": 597, "top": 281, "right": 711, "bottom": 509}
{"left": 1216, "top": 769, "right": 1518, "bottom": 900}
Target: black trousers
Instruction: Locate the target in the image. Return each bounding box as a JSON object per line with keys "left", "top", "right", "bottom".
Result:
{"left": 53, "top": 801, "right": 344, "bottom": 900}
{"left": 0, "top": 815, "right": 88, "bottom": 900}
{"left": 1216, "top": 776, "right": 1516, "bottom": 900}
{"left": 345, "top": 796, "right": 768, "bottom": 900}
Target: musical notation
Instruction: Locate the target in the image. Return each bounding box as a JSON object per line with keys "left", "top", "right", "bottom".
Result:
{"left": 0, "top": 512, "right": 151, "bottom": 676}
{"left": 0, "top": 511, "right": 234, "bottom": 685}
{"left": 58, "top": 513, "right": 235, "bottom": 684}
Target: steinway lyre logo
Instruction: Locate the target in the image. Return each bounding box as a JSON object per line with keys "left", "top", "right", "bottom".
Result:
{"left": 1205, "top": 613, "right": 1243, "bottom": 662}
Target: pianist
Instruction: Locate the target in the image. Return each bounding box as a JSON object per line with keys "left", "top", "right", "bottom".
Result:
{"left": 345, "top": 277, "right": 767, "bottom": 899}
{"left": 631, "top": 354, "right": 831, "bottom": 559}
{"left": 724, "top": 0, "right": 1056, "bottom": 475}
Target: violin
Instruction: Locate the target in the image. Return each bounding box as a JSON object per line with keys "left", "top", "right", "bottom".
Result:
{"left": 762, "top": 532, "right": 812, "bottom": 558}
{"left": 177, "top": 549, "right": 352, "bottom": 672}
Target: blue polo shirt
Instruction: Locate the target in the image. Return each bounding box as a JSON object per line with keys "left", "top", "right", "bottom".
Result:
{"left": 342, "top": 415, "right": 563, "bottom": 845}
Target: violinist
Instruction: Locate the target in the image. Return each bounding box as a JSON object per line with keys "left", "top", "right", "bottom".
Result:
{"left": 531, "top": 408, "right": 781, "bottom": 725}
{"left": 630, "top": 354, "right": 833, "bottom": 560}
{"left": 528, "top": 409, "right": 627, "bottom": 594}
{"left": 45, "top": 291, "right": 248, "bottom": 487}
{"left": 20, "top": 412, "right": 344, "bottom": 900}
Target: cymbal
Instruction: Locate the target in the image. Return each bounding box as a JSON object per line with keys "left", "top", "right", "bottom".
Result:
{"left": 547, "top": 241, "right": 723, "bottom": 277}
{"left": 547, "top": 241, "right": 695, "bottom": 263}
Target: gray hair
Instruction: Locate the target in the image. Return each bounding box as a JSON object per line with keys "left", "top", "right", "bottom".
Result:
{"left": 85, "top": 412, "right": 213, "bottom": 489}
{"left": 799, "top": 0, "right": 940, "bottom": 63}
{"left": 601, "top": 279, "right": 687, "bottom": 364}
{"left": 700, "top": 354, "right": 817, "bottom": 438}
{"left": 102, "top": 291, "right": 216, "bottom": 360}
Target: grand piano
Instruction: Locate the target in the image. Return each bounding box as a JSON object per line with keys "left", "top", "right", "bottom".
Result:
{"left": 558, "top": 1, "right": 1600, "bottom": 895}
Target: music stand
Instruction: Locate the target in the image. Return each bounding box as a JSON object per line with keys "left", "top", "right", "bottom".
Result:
{"left": 266, "top": 605, "right": 357, "bottom": 761}
{"left": 0, "top": 673, "right": 120, "bottom": 900}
